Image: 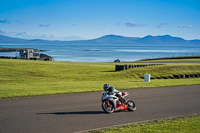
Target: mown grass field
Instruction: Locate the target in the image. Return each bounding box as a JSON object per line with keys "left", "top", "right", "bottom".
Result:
{"left": 0, "top": 59, "right": 200, "bottom": 98}
{"left": 140, "top": 58, "right": 200, "bottom": 62}
{"left": 88, "top": 114, "right": 200, "bottom": 133}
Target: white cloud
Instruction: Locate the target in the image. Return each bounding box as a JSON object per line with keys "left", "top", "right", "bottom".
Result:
{"left": 178, "top": 25, "right": 193, "bottom": 28}
{"left": 0, "top": 19, "right": 11, "bottom": 24}
{"left": 125, "top": 22, "right": 144, "bottom": 27}
{"left": 0, "top": 29, "right": 84, "bottom": 40}
{"left": 39, "top": 24, "right": 50, "bottom": 27}
{"left": 0, "top": 19, "right": 24, "bottom": 24}
{"left": 157, "top": 23, "right": 170, "bottom": 28}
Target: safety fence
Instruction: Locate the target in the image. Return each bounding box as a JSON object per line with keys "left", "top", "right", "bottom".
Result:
{"left": 115, "top": 64, "right": 163, "bottom": 71}
{"left": 148, "top": 73, "right": 200, "bottom": 80}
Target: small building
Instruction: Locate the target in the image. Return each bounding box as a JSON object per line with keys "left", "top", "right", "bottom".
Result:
{"left": 19, "top": 48, "right": 54, "bottom": 61}
{"left": 40, "top": 54, "right": 54, "bottom": 61}
{"left": 19, "top": 49, "right": 40, "bottom": 60}
{"left": 114, "top": 59, "right": 120, "bottom": 62}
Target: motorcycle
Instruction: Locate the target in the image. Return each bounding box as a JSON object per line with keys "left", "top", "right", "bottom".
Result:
{"left": 101, "top": 91, "right": 136, "bottom": 113}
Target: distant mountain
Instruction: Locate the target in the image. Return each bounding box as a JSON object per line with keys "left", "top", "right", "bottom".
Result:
{"left": 136, "top": 35, "right": 188, "bottom": 45}
{"left": 0, "top": 34, "right": 58, "bottom": 44}
{"left": 0, "top": 34, "right": 29, "bottom": 43}
{"left": 90, "top": 34, "right": 140, "bottom": 44}
{"left": 0, "top": 34, "right": 199, "bottom": 45}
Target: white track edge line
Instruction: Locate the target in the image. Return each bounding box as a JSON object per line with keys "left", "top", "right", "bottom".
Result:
{"left": 73, "top": 113, "right": 199, "bottom": 133}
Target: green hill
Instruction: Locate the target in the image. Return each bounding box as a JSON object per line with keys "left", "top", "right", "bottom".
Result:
{"left": 0, "top": 59, "right": 200, "bottom": 98}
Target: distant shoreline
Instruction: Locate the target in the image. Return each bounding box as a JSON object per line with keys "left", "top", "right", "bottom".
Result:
{"left": 1, "top": 46, "right": 200, "bottom": 63}
{"left": 1, "top": 53, "right": 200, "bottom": 63}
{"left": 0, "top": 47, "right": 47, "bottom": 52}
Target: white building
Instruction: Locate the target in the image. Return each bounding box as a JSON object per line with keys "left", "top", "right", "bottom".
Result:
{"left": 19, "top": 49, "right": 40, "bottom": 59}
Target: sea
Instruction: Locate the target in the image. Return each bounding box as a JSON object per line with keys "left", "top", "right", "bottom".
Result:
{"left": 0, "top": 43, "right": 200, "bottom": 62}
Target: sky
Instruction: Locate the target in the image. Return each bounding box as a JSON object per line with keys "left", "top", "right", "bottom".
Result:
{"left": 0, "top": 0, "right": 200, "bottom": 40}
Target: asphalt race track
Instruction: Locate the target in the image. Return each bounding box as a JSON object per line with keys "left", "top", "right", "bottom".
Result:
{"left": 0, "top": 85, "right": 200, "bottom": 133}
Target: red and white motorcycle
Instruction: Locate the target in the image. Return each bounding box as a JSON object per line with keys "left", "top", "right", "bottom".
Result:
{"left": 101, "top": 91, "right": 136, "bottom": 113}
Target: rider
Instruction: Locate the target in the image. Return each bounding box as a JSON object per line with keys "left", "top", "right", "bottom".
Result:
{"left": 103, "top": 84, "right": 125, "bottom": 104}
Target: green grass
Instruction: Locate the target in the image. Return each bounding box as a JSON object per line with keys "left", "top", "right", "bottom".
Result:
{"left": 140, "top": 58, "right": 200, "bottom": 62}
{"left": 0, "top": 59, "right": 200, "bottom": 98}
{"left": 124, "top": 64, "right": 200, "bottom": 79}
{"left": 88, "top": 114, "right": 200, "bottom": 133}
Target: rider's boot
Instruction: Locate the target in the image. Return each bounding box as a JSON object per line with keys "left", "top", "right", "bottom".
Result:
{"left": 119, "top": 96, "right": 125, "bottom": 105}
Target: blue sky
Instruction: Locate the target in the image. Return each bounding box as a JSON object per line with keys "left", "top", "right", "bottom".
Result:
{"left": 0, "top": 0, "right": 199, "bottom": 40}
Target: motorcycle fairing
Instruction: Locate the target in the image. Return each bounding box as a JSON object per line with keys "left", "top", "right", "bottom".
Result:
{"left": 102, "top": 93, "right": 118, "bottom": 109}
{"left": 115, "top": 104, "right": 128, "bottom": 111}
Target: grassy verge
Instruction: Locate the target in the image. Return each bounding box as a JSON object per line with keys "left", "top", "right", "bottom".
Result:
{"left": 88, "top": 114, "right": 200, "bottom": 133}
{"left": 139, "top": 58, "right": 200, "bottom": 62}
{"left": 0, "top": 59, "right": 200, "bottom": 98}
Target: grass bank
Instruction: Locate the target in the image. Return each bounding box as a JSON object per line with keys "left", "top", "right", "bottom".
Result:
{"left": 88, "top": 114, "right": 200, "bottom": 133}
{"left": 137, "top": 55, "right": 200, "bottom": 62}
{"left": 0, "top": 59, "right": 200, "bottom": 98}
{"left": 139, "top": 58, "right": 200, "bottom": 62}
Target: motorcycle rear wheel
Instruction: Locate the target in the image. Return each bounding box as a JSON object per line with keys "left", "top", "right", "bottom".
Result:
{"left": 126, "top": 100, "right": 136, "bottom": 111}
{"left": 102, "top": 101, "right": 114, "bottom": 113}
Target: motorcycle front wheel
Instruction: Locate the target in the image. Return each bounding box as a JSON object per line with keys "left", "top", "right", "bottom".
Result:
{"left": 102, "top": 101, "right": 114, "bottom": 113}
{"left": 126, "top": 99, "right": 136, "bottom": 111}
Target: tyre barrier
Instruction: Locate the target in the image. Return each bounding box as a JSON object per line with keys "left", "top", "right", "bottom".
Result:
{"left": 147, "top": 73, "right": 200, "bottom": 80}
{"left": 115, "top": 64, "right": 163, "bottom": 71}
